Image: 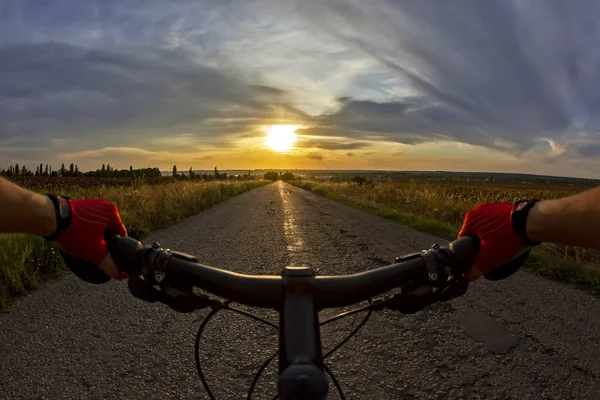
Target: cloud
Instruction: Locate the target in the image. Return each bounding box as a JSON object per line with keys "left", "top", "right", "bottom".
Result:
{"left": 194, "top": 155, "right": 216, "bottom": 161}
{"left": 59, "top": 147, "right": 168, "bottom": 161}
{"left": 0, "top": 42, "right": 302, "bottom": 149}
{"left": 346, "top": 152, "right": 354, "bottom": 157}
{"left": 306, "top": 152, "right": 324, "bottom": 160}
{"left": 4, "top": 0, "right": 600, "bottom": 177}
{"left": 296, "top": 137, "right": 371, "bottom": 150}
{"left": 288, "top": 0, "right": 600, "bottom": 157}
{"left": 574, "top": 143, "right": 600, "bottom": 158}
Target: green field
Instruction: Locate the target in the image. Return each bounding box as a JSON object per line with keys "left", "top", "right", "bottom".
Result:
{"left": 293, "top": 180, "right": 600, "bottom": 293}
{"left": 0, "top": 179, "right": 266, "bottom": 310}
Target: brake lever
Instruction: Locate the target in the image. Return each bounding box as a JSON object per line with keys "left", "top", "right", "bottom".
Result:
{"left": 436, "top": 277, "right": 468, "bottom": 302}
{"left": 127, "top": 277, "right": 214, "bottom": 313}
{"left": 384, "top": 286, "right": 435, "bottom": 314}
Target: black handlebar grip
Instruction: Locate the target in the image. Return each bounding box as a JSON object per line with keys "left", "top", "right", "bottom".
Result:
{"left": 59, "top": 250, "right": 111, "bottom": 284}
{"left": 104, "top": 231, "right": 143, "bottom": 276}
{"left": 448, "top": 236, "right": 481, "bottom": 274}
{"left": 483, "top": 249, "right": 530, "bottom": 281}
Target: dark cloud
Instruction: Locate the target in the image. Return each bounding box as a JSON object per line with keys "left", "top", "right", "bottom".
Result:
{"left": 306, "top": 152, "right": 324, "bottom": 160}
{"left": 0, "top": 43, "right": 299, "bottom": 146}
{"left": 346, "top": 152, "right": 354, "bottom": 157}
{"left": 574, "top": 143, "right": 600, "bottom": 158}
{"left": 194, "top": 155, "right": 216, "bottom": 161}
{"left": 295, "top": 0, "right": 600, "bottom": 156}
{"left": 297, "top": 98, "right": 482, "bottom": 149}
{"left": 296, "top": 137, "right": 370, "bottom": 150}
{"left": 4, "top": 0, "right": 600, "bottom": 171}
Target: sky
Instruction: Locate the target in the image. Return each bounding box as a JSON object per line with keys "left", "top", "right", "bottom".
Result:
{"left": 2, "top": 0, "right": 600, "bottom": 178}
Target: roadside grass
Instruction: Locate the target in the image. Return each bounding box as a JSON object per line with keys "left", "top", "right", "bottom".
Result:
{"left": 0, "top": 180, "right": 267, "bottom": 310}
{"left": 293, "top": 180, "right": 600, "bottom": 295}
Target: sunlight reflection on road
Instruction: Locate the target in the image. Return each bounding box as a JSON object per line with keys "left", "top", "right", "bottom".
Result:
{"left": 277, "top": 182, "right": 306, "bottom": 266}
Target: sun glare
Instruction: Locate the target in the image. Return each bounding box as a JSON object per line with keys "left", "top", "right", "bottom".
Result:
{"left": 265, "top": 125, "right": 297, "bottom": 152}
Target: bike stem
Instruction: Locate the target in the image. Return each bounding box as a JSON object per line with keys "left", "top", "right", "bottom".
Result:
{"left": 278, "top": 266, "right": 328, "bottom": 399}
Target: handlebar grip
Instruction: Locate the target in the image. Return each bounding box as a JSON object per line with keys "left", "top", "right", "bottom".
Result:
{"left": 59, "top": 250, "right": 111, "bottom": 284}
{"left": 104, "top": 231, "right": 143, "bottom": 276}
{"left": 483, "top": 249, "right": 530, "bottom": 280}
{"left": 448, "top": 236, "right": 481, "bottom": 274}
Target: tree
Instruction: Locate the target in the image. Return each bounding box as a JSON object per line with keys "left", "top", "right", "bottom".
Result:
{"left": 14, "top": 163, "right": 19, "bottom": 176}
{"left": 74, "top": 165, "right": 79, "bottom": 176}
{"left": 172, "top": 165, "right": 178, "bottom": 177}
{"left": 44, "top": 164, "right": 49, "bottom": 177}
{"left": 352, "top": 175, "right": 367, "bottom": 186}
{"left": 60, "top": 163, "right": 66, "bottom": 177}
{"left": 101, "top": 164, "right": 106, "bottom": 177}
{"left": 281, "top": 171, "right": 296, "bottom": 181}
{"left": 39, "top": 163, "right": 43, "bottom": 177}
{"left": 189, "top": 167, "right": 195, "bottom": 179}
{"left": 264, "top": 171, "right": 279, "bottom": 181}
{"left": 214, "top": 167, "right": 218, "bottom": 179}
{"left": 69, "top": 163, "right": 75, "bottom": 177}
{"left": 35, "top": 166, "right": 40, "bottom": 176}
{"left": 21, "top": 165, "right": 27, "bottom": 176}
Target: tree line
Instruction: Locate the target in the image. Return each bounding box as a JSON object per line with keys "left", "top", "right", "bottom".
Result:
{"left": 263, "top": 171, "right": 297, "bottom": 181}
{"left": 1, "top": 162, "right": 299, "bottom": 182}
{"left": 0, "top": 163, "right": 161, "bottom": 178}
{"left": 171, "top": 166, "right": 255, "bottom": 181}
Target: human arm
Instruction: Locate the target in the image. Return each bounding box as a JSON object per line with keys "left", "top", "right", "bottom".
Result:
{"left": 0, "top": 176, "right": 127, "bottom": 280}
{"left": 459, "top": 185, "right": 600, "bottom": 280}
{"left": 527, "top": 186, "right": 600, "bottom": 248}
{"left": 0, "top": 177, "right": 57, "bottom": 236}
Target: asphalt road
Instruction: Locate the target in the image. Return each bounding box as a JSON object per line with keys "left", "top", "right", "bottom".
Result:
{"left": 1, "top": 181, "right": 600, "bottom": 399}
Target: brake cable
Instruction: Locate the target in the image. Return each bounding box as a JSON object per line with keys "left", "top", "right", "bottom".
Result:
{"left": 194, "top": 299, "right": 383, "bottom": 400}
{"left": 128, "top": 241, "right": 471, "bottom": 399}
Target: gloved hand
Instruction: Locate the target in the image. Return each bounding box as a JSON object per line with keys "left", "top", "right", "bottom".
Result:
{"left": 458, "top": 202, "right": 530, "bottom": 281}
{"left": 53, "top": 198, "right": 128, "bottom": 283}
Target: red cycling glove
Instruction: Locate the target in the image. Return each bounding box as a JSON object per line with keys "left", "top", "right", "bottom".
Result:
{"left": 55, "top": 198, "right": 127, "bottom": 277}
{"left": 458, "top": 202, "right": 526, "bottom": 280}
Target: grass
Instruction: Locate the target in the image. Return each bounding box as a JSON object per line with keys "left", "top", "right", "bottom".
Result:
{"left": 0, "top": 180, "right": 266, "bottom": 310}
{"left": 294, "top": 180, "right": 600, "bottom": 295}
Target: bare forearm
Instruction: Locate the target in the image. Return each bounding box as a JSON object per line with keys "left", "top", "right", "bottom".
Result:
{"left": 0, "top": 177, "right": 56, "bottom": 236}
{"left": 527, "top": 186, "right": 600, "bottom": 248}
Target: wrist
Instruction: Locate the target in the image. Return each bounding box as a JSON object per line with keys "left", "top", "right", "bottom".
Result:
{"left": 44, "top": 194, "right": 72, "bottom": 240}
{"left": 511, "top": 199, "right": 542, "bottom": 246}
{"left": 40, "top": 195, "right": 58, "bottom": 237}
{"left": 525, "top": 201, "right": 544, "bottom": 243}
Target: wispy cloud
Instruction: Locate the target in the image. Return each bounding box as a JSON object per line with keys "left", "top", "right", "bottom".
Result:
{"left": 288, "top": 0, "right": 600, "bottom": 159}
{"left": 2, "top": 0, "right": 600, "bottom": 177}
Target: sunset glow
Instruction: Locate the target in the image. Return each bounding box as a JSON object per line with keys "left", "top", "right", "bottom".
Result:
{"left": 3, "top": 1, "right": 600, "bottom": 179}
{"left": 265, "top": 125, "right": 297, "bottom": 152}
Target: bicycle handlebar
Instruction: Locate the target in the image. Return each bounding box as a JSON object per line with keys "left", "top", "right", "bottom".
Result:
{"left": 107, "top": 233, "right": 479, "bottom": 400}
{"left": 108, "top": 234, "right": 479, "bottom": 310}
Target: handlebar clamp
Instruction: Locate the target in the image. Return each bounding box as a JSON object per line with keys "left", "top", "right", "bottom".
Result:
{"left": 141, "top": 242, "right": 172, "bottom": 284}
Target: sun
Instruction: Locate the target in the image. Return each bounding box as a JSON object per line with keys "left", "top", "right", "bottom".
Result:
{"left": 265, "top": 125, "right": 297, "bottom": 152}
